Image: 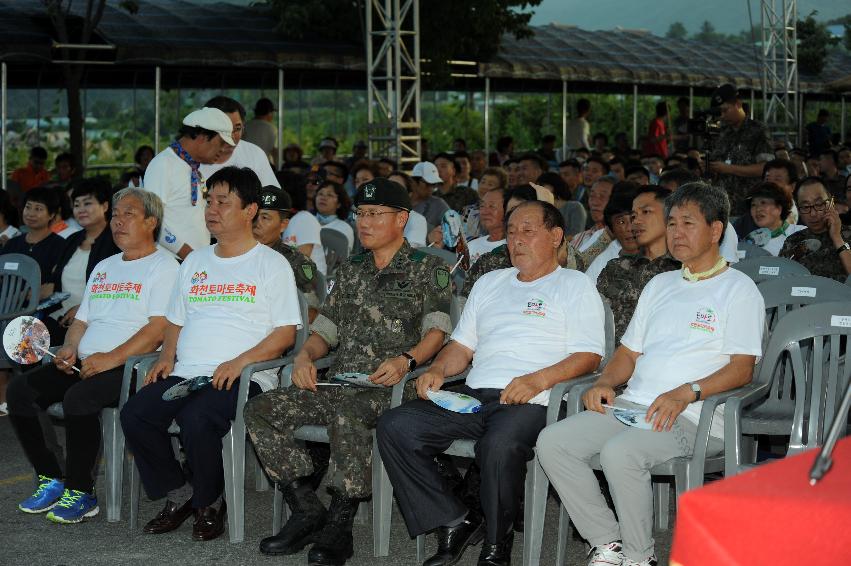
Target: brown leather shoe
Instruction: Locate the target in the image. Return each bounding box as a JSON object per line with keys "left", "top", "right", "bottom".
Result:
{"left": 192, "top": 500, "right": 226, "bottom": 541}
{"left": 143, "top": 499, "right": 194, "bottom": 534}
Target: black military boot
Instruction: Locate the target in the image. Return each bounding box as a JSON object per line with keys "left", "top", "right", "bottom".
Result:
{"left": 259, "top": 478, "right": 327, "bottom": 555}
{"left": 307, "top": 489, "right": 359, "bottom": 566}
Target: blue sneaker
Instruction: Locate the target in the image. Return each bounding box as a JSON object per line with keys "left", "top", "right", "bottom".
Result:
{"left": 18, "top": 475, "right": 64, "bottom": 513}
{"left": 46, "top": 489, "right": 99, "bottom": 523}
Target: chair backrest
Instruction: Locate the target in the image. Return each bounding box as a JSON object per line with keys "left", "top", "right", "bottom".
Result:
{"left": 295, "top": 290, "right": 310, "bottom": 351}
{"left": 736, "top": 241, "right": 771, "bottom": 260}
{"left": 752, "top": 301, "right": 851, "bottom": 455}
{"left": 314, "top": 270, "right": 328, "bottom": 305}
{"left": 0, "top": 254, "right": 41, "bottom": 325}
{"left": 846, "top": 273, "right": 851, "bottom": 286}
{"left": 418, "top": 246, "right": 457, "bottom": 266}
{"left": 731, "top": 256, "right": 810, "bottom": 283}
{"left": 757, "top": 275, "right": 851, "bottom": 332}
{"left": 600, "top": 298, "right": 615, "bottom": 368}
{"left": 320, "top": 228, "right": 350, "bottom": 275}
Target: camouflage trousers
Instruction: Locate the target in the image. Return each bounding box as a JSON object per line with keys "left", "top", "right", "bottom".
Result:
{"left": 244, "top": 383, "right": 415, "bottom": 498}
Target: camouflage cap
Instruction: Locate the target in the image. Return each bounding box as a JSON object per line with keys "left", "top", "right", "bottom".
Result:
{"left": 354, "top": 178, "right": 411, "bottom": 211}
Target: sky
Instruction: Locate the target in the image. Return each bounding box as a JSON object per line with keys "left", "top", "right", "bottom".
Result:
{"left": 528, "top": 0, "right": 850, "bottom": 36}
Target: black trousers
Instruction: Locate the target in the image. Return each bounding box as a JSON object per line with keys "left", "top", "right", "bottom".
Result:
{"left": 376, "top": 386, "right": 546, "bottom": 543}
{"left": 120, "top": 375, "right": 260, "bottom": 509}
{"left": 7, "top": 363, "right": 126, "bottom": 493}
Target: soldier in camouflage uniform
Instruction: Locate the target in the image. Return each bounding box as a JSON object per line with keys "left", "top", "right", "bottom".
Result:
{"left": 780, "top": 178, "right": 851, "bottom": 282}
{"left": 434, "top": 153, "right": 480, "bottom": 213}
{"left": 597, "top": 187, "right": 680, "bottom": 341}
{"left": 707, "top": 84, "right": 774, "bottom": 217}
{"left": 253, "top": 187, "right": 321, "bottom": 320}
{"left": 244, "top": 178, "right": 452, "bottom": 565}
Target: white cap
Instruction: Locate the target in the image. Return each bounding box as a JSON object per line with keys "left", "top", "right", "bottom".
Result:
{"left": 411, "top": 161, "right": 442, "bottom": 184}
{"left": 182, "top": 107, "right": 236, "bottom": 146}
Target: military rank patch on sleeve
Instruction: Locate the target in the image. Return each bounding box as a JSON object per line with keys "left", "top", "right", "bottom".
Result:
{"left": 301, "top": 264, "right": 314, "bottom": 281}
{"left": 435, "top": 266, "right": 450, "bottom": 289}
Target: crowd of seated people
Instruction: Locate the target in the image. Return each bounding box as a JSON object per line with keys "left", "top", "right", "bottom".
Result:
{"left": 1, "top": 87, "right": 849, "bottom": 566}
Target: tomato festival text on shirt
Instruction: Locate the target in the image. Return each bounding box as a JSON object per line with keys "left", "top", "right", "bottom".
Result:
{"left": 188, "top": 282, "right": 257, "bottom": 304}
{"left": 89, "top": 279, "right": 143, "bottom": 301}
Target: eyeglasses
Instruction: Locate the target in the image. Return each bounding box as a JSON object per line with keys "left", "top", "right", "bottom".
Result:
{"left": 352, "top": 208, "right": 400, "bottom": 220}
{"left": 798, "top": 198, "right": 833, "bottom": 215}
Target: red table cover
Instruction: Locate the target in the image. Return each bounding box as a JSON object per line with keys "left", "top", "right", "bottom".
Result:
{"left": 670, "top": 437, "right": 851, "bottom": 565}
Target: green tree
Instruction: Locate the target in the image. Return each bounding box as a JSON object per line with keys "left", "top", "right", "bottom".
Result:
{"left": 262, "top": 0, "right": 542, "bottom": 86}
{"left": 665, "top": 22, "right": 688, "bottom": 41}
{"left": 693, "top": 20, "right": 722, "bottom": 44}
{"left": 797, "top": 13, "right": 837, "bottom": 76}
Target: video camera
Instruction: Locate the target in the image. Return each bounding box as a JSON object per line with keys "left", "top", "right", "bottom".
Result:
{"left": 687, "top": 108, "right": 722, "bottom": 137}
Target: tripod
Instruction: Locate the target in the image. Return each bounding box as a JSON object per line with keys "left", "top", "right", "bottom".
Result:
{"left": 809, "top": 377, "right": 851, "bottom": 484}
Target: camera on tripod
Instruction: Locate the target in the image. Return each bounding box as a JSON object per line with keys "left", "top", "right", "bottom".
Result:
{"left": 687, "top": 108, "right": 722, "bottom": 137}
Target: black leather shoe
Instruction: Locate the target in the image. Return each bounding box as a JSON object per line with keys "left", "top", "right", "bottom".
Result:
{"left": 260, "top": 479, "right": 327, "bottom": 556}
{"left": 192, "top": 500, "right": 227, "bottom": 541}
{"left": 423, "top": 518, "right": 485, "bottom": 566}
{"left": 477, "top": 531, "right": 513, "bottom": 566}
{"left": 143, "top": 499, "right": 194, "bottom": 534}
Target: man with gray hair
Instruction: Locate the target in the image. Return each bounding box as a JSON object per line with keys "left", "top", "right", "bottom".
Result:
{"left": 7, "top": 187, "right": 179, "bottom": 524}
{"left": 537, "top": 182, "right": 765, "bottom": 566}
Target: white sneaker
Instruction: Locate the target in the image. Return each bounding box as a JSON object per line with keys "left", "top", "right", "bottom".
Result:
{"left": 588, "top": 541, "right": 624, "bottom": 565}
{"left": 623, "top": 554, "right": 658, "bottom": 566}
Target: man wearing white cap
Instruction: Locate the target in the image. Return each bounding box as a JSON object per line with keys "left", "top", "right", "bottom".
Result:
{"left": 410, "top": 161, "right": 450, "bottom": 231}
{"left": 142, "top": 107, "right": 235, "bottom": 260}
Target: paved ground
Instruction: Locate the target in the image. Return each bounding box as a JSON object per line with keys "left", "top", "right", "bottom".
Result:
{"left": 0, "top": 417, "right": 674, "bottom": 566}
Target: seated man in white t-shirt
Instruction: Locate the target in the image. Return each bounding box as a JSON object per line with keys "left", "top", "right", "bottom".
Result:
{"left": 199, "top": 96, "right": 280, "bottom": 189}
{"left": 377, "top": 200, "right": 606, "bottom": 566}
{"left": 537, "top": 182, "right": 765, "bottom": 566}
{"left": 121, "top": 167, "right": 302, "bottom": 542}
{"left": 466, "top": 188, "right": 505, "bottom": 265}
{"left": 8, "top": 187, "right": 179, "bottom": 524}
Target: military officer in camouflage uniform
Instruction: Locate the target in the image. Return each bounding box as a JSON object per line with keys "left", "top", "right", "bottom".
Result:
{"left": 707, "top": 84, "right": 774, "bottom": 217}
{"left": 253, "top": 187, "right": 321, "bottom": 321}
{"left": 598, "top": 186, "right": 680, "bottom": 340}
{"left": 780, "top": 178, "right": 851, "bottom": 282}
{"left": 244, "top": 178, "right": 452, "bottom": 566}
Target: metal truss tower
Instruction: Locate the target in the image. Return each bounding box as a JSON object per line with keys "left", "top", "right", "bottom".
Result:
{"left": 366, "top": 0, "right": 421, "bottom": 169}
{"left": 760, "top": 0, "right": 799, "bottom": 142}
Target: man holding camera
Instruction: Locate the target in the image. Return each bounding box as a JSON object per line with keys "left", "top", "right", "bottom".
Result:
{"left": 707, "top": 84, "right": 774, "bottom": 217}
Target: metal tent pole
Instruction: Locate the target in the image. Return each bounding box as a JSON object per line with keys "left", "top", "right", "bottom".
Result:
{"left": 1, "top": 62, "right": 6, "bottom": 190}
{"left": 562, "top": 80, "right": 567, "bottom": 158}
{"left": 632, "top": 84, "right": 638, "bottom": 149}
{"left": 277, "top": 68, "right": 284, "bottom": 168}
{"left": 688, "top": 86, "right": 694, "bottom": 118}
{"left": 484, "top": 77, "right": 490, "bottom": 158}
{"left": 154, "top": 66, "right": 161, "bottom": 153}
{"left": 841, "top": 95, "right": 846, "bottom": 145}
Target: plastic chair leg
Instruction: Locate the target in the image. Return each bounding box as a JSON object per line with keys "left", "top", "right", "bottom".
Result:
{"left": 372, "top": 434, "right": 393, "bottom": 556}
{"left": 101, "top": 409, "right": 124, "bottom": 523}
{"left": 653, "top": 481, "right": 670, "bottom": 531}
{"left": 129, "top": 457, "right": 141, "bottom": 531}
{"left": 222, "top": 429, "right": 245, "bottom": 543}
{"left": 555, "top": 504, "right": 572, "bottom": 566}
{"left": 522, "top": 456, "right": 547, "bottom": 566}
{"left": 250, "top": 440, "right": 270, "bottom": 492}
{"left": 416, "top": 533, "right": 426, "bottom": 564}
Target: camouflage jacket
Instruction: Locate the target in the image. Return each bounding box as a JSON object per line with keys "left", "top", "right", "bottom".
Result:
{"left": 597, "top": 253, "right": 681, "bottom": 342}
{"left": 461, "top": 242, "right": 585, "bottom": 298}
{"left": 779, "top": 226, "right": 851, "bottom": 282}
{"left": 270, "top": 240, "right": 321, "bottom": 309}
{"left": 439, "top": 184, "right": 480, "bottom": 213}
{"left": 708, "top": 118, "right": 773, "bottom": 216}
{"left": 311, "top": 240, "right": 453, "bottom": 376}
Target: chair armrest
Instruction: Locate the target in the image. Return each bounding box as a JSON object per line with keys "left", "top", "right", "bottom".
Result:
{"left": 565, "top": 377, "right": 601, "bottom": 418}
{"left": 388, "top": 366, "right": 470, "bottom": 407}
{"left": 233, "top": 357, "right": 293, "bottom": 426}
{"left": 120, "top": 353, "right": 160, "bottom": 407}
{"left": 722, "top": 382, "right": 772, "bottom": 478}
{"left": 547, "top": 372, "right": 601, "bottom": 425}
{"left": 279, "top": 355, "right": 336, "bottom": 388}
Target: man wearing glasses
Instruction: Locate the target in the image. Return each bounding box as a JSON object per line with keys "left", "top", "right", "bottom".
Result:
{"left": 707, "top": 84, "right": 774, "bottom": 217}
{"left": 780, "top": 177, "right": 851, "bottom": 281}
{"left": 244, "top": 178, "right": 452, "bottom": 566}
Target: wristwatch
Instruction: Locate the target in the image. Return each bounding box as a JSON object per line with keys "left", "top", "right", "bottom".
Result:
{"left": 835, "top": 242, "right": 850, "bottom": 255}
{"left": 401, "top": 352, "right": 417, "bottom": 372}
{"left": 689, "top": 382, "right": 702, "bottom": 402}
